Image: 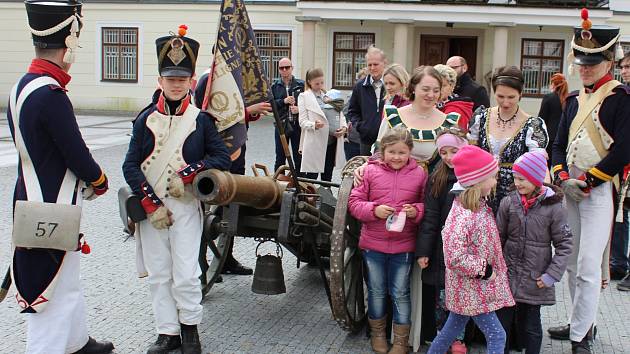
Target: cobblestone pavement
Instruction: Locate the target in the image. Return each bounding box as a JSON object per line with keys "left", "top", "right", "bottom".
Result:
{"left": 0, "top": 116, "right": 628, "bottom": 353}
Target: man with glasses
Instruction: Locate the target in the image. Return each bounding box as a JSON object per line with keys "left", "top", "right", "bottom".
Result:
{"left": 271, "top": 57, "right": 304, "bottom": 173}
{"left": 446, "top": 56, "right": 489, "bottom": 112}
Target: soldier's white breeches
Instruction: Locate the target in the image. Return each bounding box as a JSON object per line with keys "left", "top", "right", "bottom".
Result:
{"left": 26, "top": 251, "right": 89, "bottom": 354}
{"left": 139, "top": 198, "right": 203, "bottom": 335}
{"left": 565, "top": 180, "right": 613, "bottom": 342}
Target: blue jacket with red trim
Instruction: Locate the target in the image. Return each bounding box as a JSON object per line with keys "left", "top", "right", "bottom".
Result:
{"left": 552, "top": 83, "right": 630, "bottom": 187}
{"left": 7, "top": 62, "right": 105, "bottom": 313}
{"left": 122, "top": 95, "right": 231, "bottom": 212}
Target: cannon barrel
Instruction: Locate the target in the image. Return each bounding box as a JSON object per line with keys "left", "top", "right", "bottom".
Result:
{"left": 192, "top": 169, "right": 287, "bottom": 209}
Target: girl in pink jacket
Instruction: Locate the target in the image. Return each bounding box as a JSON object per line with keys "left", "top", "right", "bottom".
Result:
{"left": 349, "top": 126, "right": 427, "bottom": 354}
{"left": 427, "top": 145, "right": 515, "bottom": 354}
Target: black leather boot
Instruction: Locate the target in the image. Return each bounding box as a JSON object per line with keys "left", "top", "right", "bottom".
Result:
{"left": 548, "top": 324, "right": 570, "bottom": 340}
{"left": 72, "top": 337, "right": 114, "bottom": 354}
{"left": 181, "top": 324, "right": 201, "bottom": 354}
{"left": 572, "top": 336, "right": 594, "bottom": 354}
{"left": 221, "top": 257, "right": 253, "bottom": 275}
{"left": 146, "top": 334, "right": 181, "bottom": 354}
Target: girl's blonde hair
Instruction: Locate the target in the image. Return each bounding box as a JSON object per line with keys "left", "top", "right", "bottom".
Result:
{"left": 379, "top": 125, "right": 413, "bottom": 157}
{"left": 383, "top": 64, "right": 410, "bottom": 91}
{"left": 459, "top": 182, "right": 495, "bottom": 212}
{"left": 305, "top": 68, "right": 324, "bottom": 90}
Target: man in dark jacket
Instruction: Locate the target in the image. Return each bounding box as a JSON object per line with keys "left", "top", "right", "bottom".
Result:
{"left": 346, "top": 46, "right": 387, "bottom": 155}
{"left": 271, "top": 57, "right": 304, "bottom": 172}
{"left": 446, "top": 56, "right": 490, "bottom": 112}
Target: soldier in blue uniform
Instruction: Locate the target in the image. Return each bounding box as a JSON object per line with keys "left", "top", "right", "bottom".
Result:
{"left": 549, "top": 10, "right": 630, "bottom": 354}
{"left": 122, "top": 26, "right": 230, "bottom": 354}
{"left": 7, "top": 1, "right": 113, "bottom": 353}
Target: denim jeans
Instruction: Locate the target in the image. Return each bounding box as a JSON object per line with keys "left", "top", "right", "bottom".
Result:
{"left": 363, "top": 250, "right": 413, "bottom": 325}
{"left": 611, "top": 208, "right": 629, "bottom": 274}
{"left": 428, "top": 311, "right": 506, "bottom": 354}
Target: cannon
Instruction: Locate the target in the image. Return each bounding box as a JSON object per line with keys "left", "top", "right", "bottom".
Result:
{"left": 118, "top": 157, "right": 369, "bottom": 333}
{"left": 193, "top": 157, "right": 369, "bottom": 333}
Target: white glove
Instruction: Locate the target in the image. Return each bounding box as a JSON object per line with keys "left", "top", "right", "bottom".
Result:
{"left": 168, "top": 174, "right": 185, "bottom": 199}
{"left": 148, "top": 206, "right": 173, "bottom": 229}
{"left": 561, "top": 179, "right": 589, "bottom": 203}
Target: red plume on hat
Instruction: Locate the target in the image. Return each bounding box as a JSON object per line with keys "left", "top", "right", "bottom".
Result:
{"left": 178, "top": 24, "right": 188, "bottom": 37}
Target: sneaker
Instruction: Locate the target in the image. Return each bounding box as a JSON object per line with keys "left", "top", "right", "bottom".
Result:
{"left": 618, "top": 273, "right": 630, "bottom": 291}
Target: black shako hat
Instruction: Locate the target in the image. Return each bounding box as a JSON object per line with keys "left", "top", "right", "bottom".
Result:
{"left": 25, "top": 0, "right": 83, "bottom": 49}
{"left": 572, "top": 25, "right": 621, "bottom": 65}
{"left": 570, "top": 9, "right": 622, "bottom": 66}
{"left": 155, "top": 25, "right": 199, "bottom": 77}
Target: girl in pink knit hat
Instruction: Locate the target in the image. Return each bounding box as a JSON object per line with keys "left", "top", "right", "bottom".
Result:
{"left": 494, "top": 151, "right": 572, "bottom": 354}
{"left": 428, "top": 145, "right": 514, "bottom": 354}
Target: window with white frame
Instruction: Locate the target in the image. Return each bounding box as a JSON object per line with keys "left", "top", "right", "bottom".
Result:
{"left": 254, "top": 30, "right": 291, "bottom": 82}
{"left": 101, "top": 27, "right": 138, "bottom": 82}
{"left": 332, "top": 32, "right": 375, "bottom": 89}
{"left": 613, "top": 42, "right": 630, "bottom": 82}
{"left": 521, "top": 39, "right": 564, "bottom": 97}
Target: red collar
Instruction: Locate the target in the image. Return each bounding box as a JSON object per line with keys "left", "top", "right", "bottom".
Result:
{"left": 156, "top": 93, "right": 191, "bottom": 115}
{"left": 520, "top": 187, "right": 546, "bottom": 213}
{"left": 585, "top": 73, "right": 613, "bottom": 93}
{"left": 27, "top": 59, "right": 71, "bottom": 89}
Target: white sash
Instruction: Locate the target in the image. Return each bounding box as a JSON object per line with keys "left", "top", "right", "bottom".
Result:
{"left": 144, "top": 106, "right": 199, "bottom": 185}
{"left": 9, "top": 77, "right": 83, "bottom": 252}
{"left": 9, "top": 77, "right": 80, "bottom": 205}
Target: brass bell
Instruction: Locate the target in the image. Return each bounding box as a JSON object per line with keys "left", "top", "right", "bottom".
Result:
{"left": 251, "top": 241, "right": 286, "bottom": 295}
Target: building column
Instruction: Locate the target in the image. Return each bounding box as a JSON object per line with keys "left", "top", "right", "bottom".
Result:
{"left": 388, "top": 19, "right": 413, "bottom": 70}
{"left": 296, "top": 16, "right": 321, "bottom": 77}
{"left": 490, "top": 23, "right": 514, "bottom": 69}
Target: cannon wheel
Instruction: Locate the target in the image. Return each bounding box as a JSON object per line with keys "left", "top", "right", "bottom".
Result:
{"left": 330, "top": 157, "right": 368, "bottom": 333}
{"left": 201, "top": 206, "right": 233, "bottom": 299}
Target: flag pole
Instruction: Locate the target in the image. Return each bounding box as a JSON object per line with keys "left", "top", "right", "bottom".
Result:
{"left": 268, "top": 93, "right": 302, "bottom": 193}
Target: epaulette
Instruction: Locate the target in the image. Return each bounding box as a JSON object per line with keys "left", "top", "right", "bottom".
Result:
{"left": 47, "top": 84, "right": 66, "bottom": 92}
{"left": 568, "top": 89, "right": 580, "bottom": 98}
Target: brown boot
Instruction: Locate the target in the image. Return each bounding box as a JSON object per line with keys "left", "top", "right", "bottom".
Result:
{"left": 388, "top": 323, "right": 410, "bottom": 354}
{"left": 368, "top": 317, "right": 388, "bottom": 354}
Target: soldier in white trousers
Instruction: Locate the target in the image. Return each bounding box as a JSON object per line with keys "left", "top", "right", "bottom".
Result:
{"left": 550, "top": 10, "right": 630, "bottom": 354}
{"left": 122, "top": 26, "right": 230, "bottom": 354}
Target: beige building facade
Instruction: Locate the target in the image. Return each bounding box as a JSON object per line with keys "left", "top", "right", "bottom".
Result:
{"left": 1, "top": 0, "right": 629, "bottom": 114}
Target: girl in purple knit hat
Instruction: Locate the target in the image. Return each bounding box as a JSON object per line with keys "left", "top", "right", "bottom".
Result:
{"left": 495, "top": 151, "right": 573, "bottom": 354}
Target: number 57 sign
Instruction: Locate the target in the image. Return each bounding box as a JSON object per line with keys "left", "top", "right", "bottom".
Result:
{"left": 12, "top": 200, "right": 82, "bottom": 251}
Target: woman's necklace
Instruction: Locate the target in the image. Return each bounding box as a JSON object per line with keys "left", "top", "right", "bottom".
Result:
{"left": 410, "top": 105, "right": 432, "bottom": 120}
{"left": 496, "top": 106, "right": 519, "bottom": 131}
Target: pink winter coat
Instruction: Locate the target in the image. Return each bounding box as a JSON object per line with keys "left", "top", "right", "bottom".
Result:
{"left": 348, "top": 159, "right": 427, "bottom": 254}
{"left": 442, "top": 197, "right": 515, "bottom": 316}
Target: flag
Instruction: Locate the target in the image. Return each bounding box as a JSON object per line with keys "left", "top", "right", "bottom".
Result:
{"left": 202, "top": 0, "right": 271, "bottom": 159}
